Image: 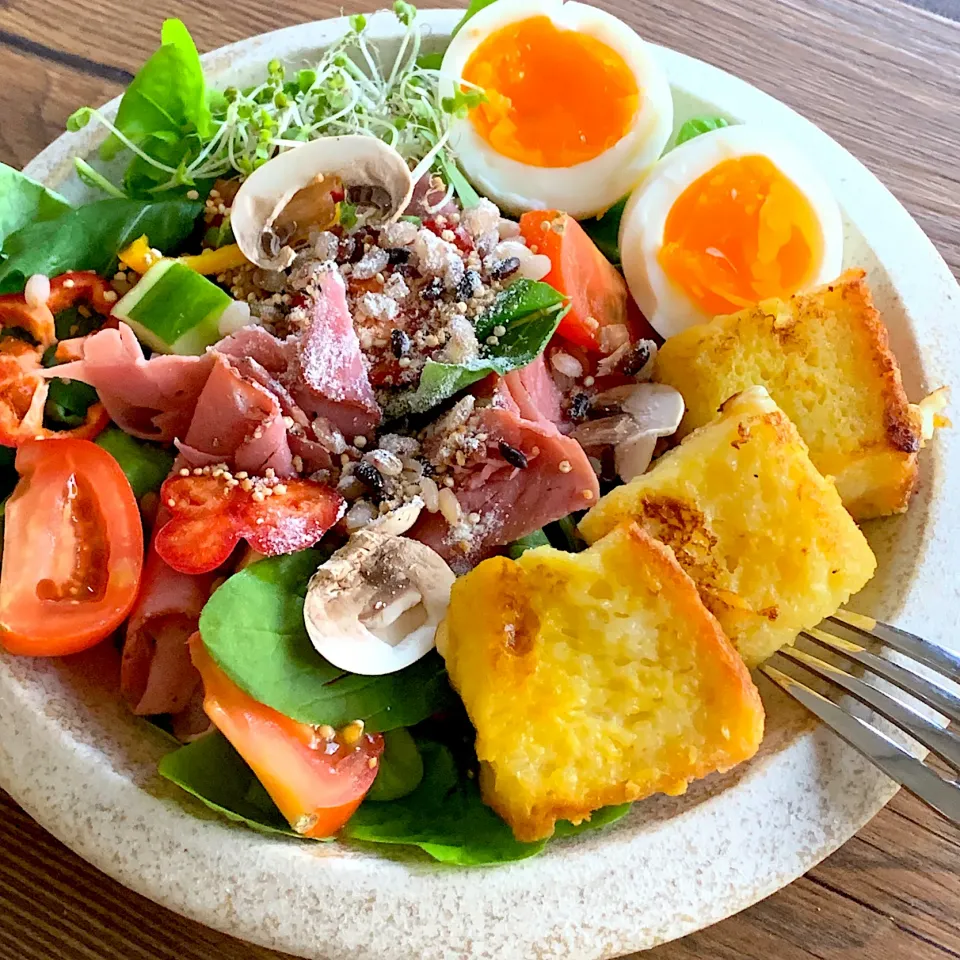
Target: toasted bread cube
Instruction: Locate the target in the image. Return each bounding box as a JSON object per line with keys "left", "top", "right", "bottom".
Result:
{"left": 653, "top": 269, "right": 925, "bottom": 519}
{"left": 579, "top": 387, "right": 876, "bottom": 667}
{"left": 436, "top": 523, "right": 765, "bottom": 843}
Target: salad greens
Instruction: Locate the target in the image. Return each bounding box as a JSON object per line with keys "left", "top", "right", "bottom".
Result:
{"left": 365, "top": 728, "right": 425, "bottom": 802}
{"left": 0, "top": 198, "right": 203, "bottom": 294}
{"left": 506, "top": 529, "right": 550, "bottom": 559}
{"left": 579, "top": 195, "right": 628, "bottom": 266}
{"left": 95, "top": 427, "right": 176, "bottom": 499}
{"left": 198, "top": 552, "right": 454, "bottom": 731}
{"left": 389, "top": 279, "right": 569, "bottom": 416}
{"left": 160, "top": 732, "right": 631, "bottom": 864}
{"left": 451, "top": 0, "right": 500, "bottom": 37}
{"left": 673, "top": 115, "right": 730, "bottom": 147}
{"left": 0, "top": 164, "right": 71, "bottom": 247}
{"left": 158, "top": 730, "right": 298, "bottom": 837}
{"left": 69, "top": 7, "right": 483, "bottom": 201}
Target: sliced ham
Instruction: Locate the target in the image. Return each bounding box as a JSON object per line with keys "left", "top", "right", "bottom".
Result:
{"left": 48, "top": 323, "right": 214, "bottom": 441}
{"left": 412, "top": 369, "right": 599, "bottom": 571}
{"left": 179, "top": 356, "right": 295, "bottom": 478}
{"left": 291, "top": 269, "right": 381, "bottom": 437}
{"left": 121, "top": 538, "right": 217, "bottom": 718}
{"left": 501, "top": 355, "right": 564, "bottom": 426}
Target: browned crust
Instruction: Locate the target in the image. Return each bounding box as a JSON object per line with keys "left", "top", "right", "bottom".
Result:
{"left": 481, "top": 523, "right": 765, "bottom": 843}
{"left": 825, "top": 269, "right": 921, "bottom": 454}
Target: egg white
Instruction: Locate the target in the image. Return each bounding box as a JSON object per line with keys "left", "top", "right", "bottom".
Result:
{"left": 439, "top": 0, "right": 674, "bottom": 218}
{"left": 618, "top": 124, "right": 844, "bottom": 339}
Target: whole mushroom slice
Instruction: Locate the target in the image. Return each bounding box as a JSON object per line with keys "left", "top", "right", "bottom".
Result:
{"left": 303, "top": 509, "right": 456, "bottom": 676}
{"left": 233, "top": 135, "right": 415, "bottom": 270}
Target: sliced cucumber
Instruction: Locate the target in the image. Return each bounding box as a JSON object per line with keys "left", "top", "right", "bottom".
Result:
{"left": 113, "top": 259, "right": 232, "bottom": 355}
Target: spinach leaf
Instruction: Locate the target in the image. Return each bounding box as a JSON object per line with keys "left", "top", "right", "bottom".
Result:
{"left": 158, "top": 731, "right": 298, "bottom": 837}
{"left": 199, "top": 553, "right": 453, "bottom": 731}
{"left": 0, "top": 163, "right": 71, "bottom": 246}
{"left": 95, "top": 427, "right": 175, "bottom": 499}
{"left": 389, "top": 280, "right": 568, "bottom": 416}
{"left": 366, "top": 728, "right": 424, "bottom": 802}
{"left": 451, "top": 0, "right": 500, "bottom": 37}
{"left": 159, "top": 732, "right": 631, "bottom": 862}
{"left": 416, "top": 52, "right": 444, "bottom": 70}
{"left": 0, "top": 198, "right": 203, "bottom": 293}
{"left": 579, "top": 195, "right": 628, "bottom": 266}
{"left": 344, "top": 740, "right": 543, "bottom": 864}
{"left": 545, "top": 513, "right": 588, "bottom": 553}
{"left": 101, "top": 19, "right": 211, "bottom": 165}
{"left": 438, "top": 152, "right": 480, "bottom": 208}
{"left": 673, "top": 116, "right": 729, "bottom": 148}
{"left": 505, "top": 529, "right": 550, "bottom": 559}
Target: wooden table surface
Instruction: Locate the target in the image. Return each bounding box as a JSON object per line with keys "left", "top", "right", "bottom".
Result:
{"left": 0, "top": 0, "right": 958, "bottom": 958}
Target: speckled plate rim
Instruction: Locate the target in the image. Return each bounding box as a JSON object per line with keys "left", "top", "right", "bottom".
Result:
{"left": 1, "top": 9, "right": 957, "bottom": 960}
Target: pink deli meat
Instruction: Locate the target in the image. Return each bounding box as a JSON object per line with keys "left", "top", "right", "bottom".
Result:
{"left": 48, "top": 323, "right": 213, "bottom": 441}
{"left": 413, "top": 362, "right": 599, "bottom": 570}
{"left": 177, "top": 355, "right": 295, "bottom": 478}
{"left": 291, "top": 269, "right": 381, "bottom": 437}
{"left": 120, "top": 535, "right": 217, "bottom": 718}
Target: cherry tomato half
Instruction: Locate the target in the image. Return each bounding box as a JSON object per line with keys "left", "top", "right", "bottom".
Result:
{"left": 0, "top": 438, "right": 144, "bottom": 655}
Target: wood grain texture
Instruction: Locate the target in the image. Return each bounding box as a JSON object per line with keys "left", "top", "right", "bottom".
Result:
{"left": 0, "top": 1, "right": 958, "bottom": 958}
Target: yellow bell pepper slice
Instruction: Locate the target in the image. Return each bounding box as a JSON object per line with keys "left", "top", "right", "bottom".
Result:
{"left": 118, "top": 235, "right": 162, "bottom": 275}
{"left": 178, "top": 244, "right": 249, "bottom": 275}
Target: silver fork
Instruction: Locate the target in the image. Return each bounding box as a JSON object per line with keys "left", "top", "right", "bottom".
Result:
{"left": 760, "top": 609, "right": 960, "bottom": 825}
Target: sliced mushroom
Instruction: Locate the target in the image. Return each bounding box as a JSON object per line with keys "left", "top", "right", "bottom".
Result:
{"left": 233, "top": 135, "right": 414, "bottom": 270}
{"left": 582, "top": 383, "right": 685, "bottom": 482}
{"left": 303, "top": 500, "right": 455, "bottom": 676}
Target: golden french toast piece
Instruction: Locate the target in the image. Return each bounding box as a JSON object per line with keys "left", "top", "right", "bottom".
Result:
{"left": 436, "top": 523, "right": 765, "bottom": 843}
{"left": 653, "top": 269, "right": 926, "bottom": 520}
{"left": 579, "top": 387, "right": 877, "bottom": 668}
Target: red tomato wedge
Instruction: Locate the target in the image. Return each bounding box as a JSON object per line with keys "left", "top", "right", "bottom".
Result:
{"left": 190, "top": 635, "right": 383, "bottom": 837}
{"left": 0, "top": 438, "right": 144, "bottom": 656}
{"left": 154, "top": 474, "right": 344, "bottom": 575}
{"left": 519, "top": 210, "right": 630, "bottom": 353}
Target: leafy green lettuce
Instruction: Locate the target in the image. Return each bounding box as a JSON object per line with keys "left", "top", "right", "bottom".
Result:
{"left": 159, "top": 732, "right": 632, "bottom": 864}
{"left": 388, "top": 279, "right": 568, "bottom": 416}
{"left": 158, "top": 730, "right": 297, "bottom": 837}
{"left": 95, "top": 427, "right": 176, "bottom": 499}
{"left": 673, "top": 115, "right": 729, "bottom": 148}
{"left": 451, "top": 0, "right": 500, "bottom": 37}
{"left": 198, "top": 552, "right": 454, "bottom": 732}
{"left": 579, "top": 195, "right": 628, "bottom": 266}
{"left": 0, "top": 164, "right": 71, "bottom": 247}
{"left": 0, "top": 198, "right": 203, "bottom": 293}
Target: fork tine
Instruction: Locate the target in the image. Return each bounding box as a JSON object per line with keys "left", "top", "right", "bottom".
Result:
{"left": 828, "top": 611, "right": 960, "bottom": 680}
{"left": 803, "top": 627, "right": 960, "bottom": 726}
{"left": 761, "top": 664, "right": 960, "bottom": 825}
{"left": 775, "top": 646, "right": 960, "bottom": 771}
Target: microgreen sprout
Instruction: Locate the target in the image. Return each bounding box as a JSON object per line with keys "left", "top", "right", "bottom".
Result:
{"left": 73, "top": 3, "right": 484, "bottom": 200}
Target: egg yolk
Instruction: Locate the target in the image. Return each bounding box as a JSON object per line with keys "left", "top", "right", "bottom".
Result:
{"left": 461, "top": 16, "right": 639, "bottom": 168}
{"left": 658, "top": 155, "right": 823, "bottom": 317}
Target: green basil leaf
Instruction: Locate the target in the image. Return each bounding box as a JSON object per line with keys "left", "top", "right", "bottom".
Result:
{"left": 158, "top": 731, "right": 298, "bottom": 837}
{"left": 451, "top": 0, "right": 500, "bottom": 37}
{"left": 365, "top": 728, "right": 424, "bottom": 802}
{"left": 389, "top": 279, "right": 568, "bottom": 416}
{"left": 505, "top": 528, "right": 550, "bottom": 559}
{"left": 95, "top": 426, "right": 176, "bottom": 499}
{"left": 198, "top": 553, "right": 453, "bottom": 732}
{"left": 552, "top": 803, "right": 633, "bottom": 836}
{"left": 673, "top": 116, "right": 730, "bottom": 148}
{"left": 44, "top": 379, "right": 99, "bottom": 428}
{"left": 101, "top": 18, "right": 211, "bottom": 163}
{"left": 0, "top": 163, "right": 72, "bottom": 246}
{"left": 0, "top": 198, "right": 203, "bottom": 294}
{"left": 578, "top": 195, "right": 627, "bottom": 266}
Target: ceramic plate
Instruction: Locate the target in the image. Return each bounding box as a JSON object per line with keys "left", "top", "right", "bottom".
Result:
{"left": 1, "top": 9, "right": 957, "bottom": 959}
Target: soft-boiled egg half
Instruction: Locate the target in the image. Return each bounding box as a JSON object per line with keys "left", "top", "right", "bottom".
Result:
{"left": 440, "top": 0, "right": 673, "bottom": 218}
{"left": 619, "top": 124, "right": 844, "bottom": 338}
